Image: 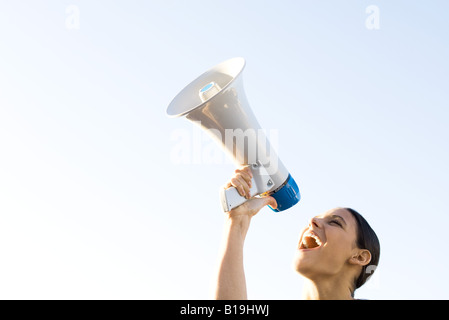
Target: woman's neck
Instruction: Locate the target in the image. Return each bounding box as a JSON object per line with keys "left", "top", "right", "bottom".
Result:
{"left": 302, "top": 278, "right": 354, "bottom": 300}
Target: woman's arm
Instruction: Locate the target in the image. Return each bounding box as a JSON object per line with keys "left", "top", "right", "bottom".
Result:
{"left": 214, "top": 167, "right": 277, "bottom": 300}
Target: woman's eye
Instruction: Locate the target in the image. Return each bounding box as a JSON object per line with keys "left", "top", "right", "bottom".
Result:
{"left": 330, "top": 220, "right": 342, "bottom": 227}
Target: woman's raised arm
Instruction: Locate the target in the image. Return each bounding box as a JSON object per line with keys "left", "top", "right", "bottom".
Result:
{"left": 214, "top": 167, "right": 277, "bottom": 300}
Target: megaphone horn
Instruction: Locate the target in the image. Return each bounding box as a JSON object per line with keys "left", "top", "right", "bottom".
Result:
{"left": 167, "top": 57, "right": 300, "bottom": 212}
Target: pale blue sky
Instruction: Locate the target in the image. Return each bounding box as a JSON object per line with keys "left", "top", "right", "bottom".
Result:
{"left": 0, "top": 1, "right": 448, "bottom": 299}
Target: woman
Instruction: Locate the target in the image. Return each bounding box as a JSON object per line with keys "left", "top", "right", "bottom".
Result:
{"left": 215, "top": 167, "right": 380, "bottom": 300}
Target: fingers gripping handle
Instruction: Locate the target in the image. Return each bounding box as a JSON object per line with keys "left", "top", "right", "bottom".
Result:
{"left": 220, "top": 162, "right": 274, "bottom": 212}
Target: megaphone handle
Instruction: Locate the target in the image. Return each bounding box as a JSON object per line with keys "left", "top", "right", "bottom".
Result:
{"left": 220, "top": 163, "right": 274, "bottom": 212}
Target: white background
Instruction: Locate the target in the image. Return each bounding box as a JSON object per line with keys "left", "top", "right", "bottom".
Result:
{"left": 1, "top": 1, "right": 448, "bottom": 299}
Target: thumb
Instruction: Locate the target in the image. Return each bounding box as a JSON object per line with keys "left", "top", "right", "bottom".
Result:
{"left": 263, "top": 196, "right": 278, "bottom": 210}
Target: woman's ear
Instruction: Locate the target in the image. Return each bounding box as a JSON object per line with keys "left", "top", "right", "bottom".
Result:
{"left": 349, "top": 249, "right": 372, "bottom": 266}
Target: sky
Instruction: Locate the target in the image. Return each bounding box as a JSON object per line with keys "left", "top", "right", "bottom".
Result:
{"left": 0, "top": 1, "right": 448, "bottom": 300}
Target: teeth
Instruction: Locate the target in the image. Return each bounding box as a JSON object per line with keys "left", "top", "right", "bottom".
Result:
{"left": 301, "top": 232, "right": 322, "bottom": 249}
{"left": 310, "top": 234, "right": 322, "bottom": 246}
{"left": 302, "top": 238, "right": 309, "bottom": 249}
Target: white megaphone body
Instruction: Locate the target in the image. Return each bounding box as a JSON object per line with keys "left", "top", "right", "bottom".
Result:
{"left": 167, "top": 57, "right": 300, "bottom": 212}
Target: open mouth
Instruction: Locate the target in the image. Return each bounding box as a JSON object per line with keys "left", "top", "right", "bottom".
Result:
{"left": 299, "top": 232, "right": 322, "bottom": 250}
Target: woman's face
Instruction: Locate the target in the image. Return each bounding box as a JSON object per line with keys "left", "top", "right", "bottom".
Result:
{"left": 293, "top": 208, "right": 360, "bottom": 280}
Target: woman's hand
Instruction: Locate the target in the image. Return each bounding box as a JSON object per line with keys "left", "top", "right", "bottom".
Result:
{"left": 224, "top": 167, "right": 277, "bottom": 237}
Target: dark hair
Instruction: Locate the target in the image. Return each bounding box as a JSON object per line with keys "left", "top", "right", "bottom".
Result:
{"left": 344, "top": 208, "right": 380, "bottom": 290}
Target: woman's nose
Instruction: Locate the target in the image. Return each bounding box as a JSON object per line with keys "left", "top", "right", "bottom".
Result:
{"left": 309, "top": 217, "right": 322, "bottom": 229}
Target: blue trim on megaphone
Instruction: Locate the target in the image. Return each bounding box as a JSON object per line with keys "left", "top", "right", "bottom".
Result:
{"left": 269, "top": 174, "right": 300, "bottom": 212}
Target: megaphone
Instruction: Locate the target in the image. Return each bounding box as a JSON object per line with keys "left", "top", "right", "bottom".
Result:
{"left": 167, "top": 57, "right": 300, "bottom": 212}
